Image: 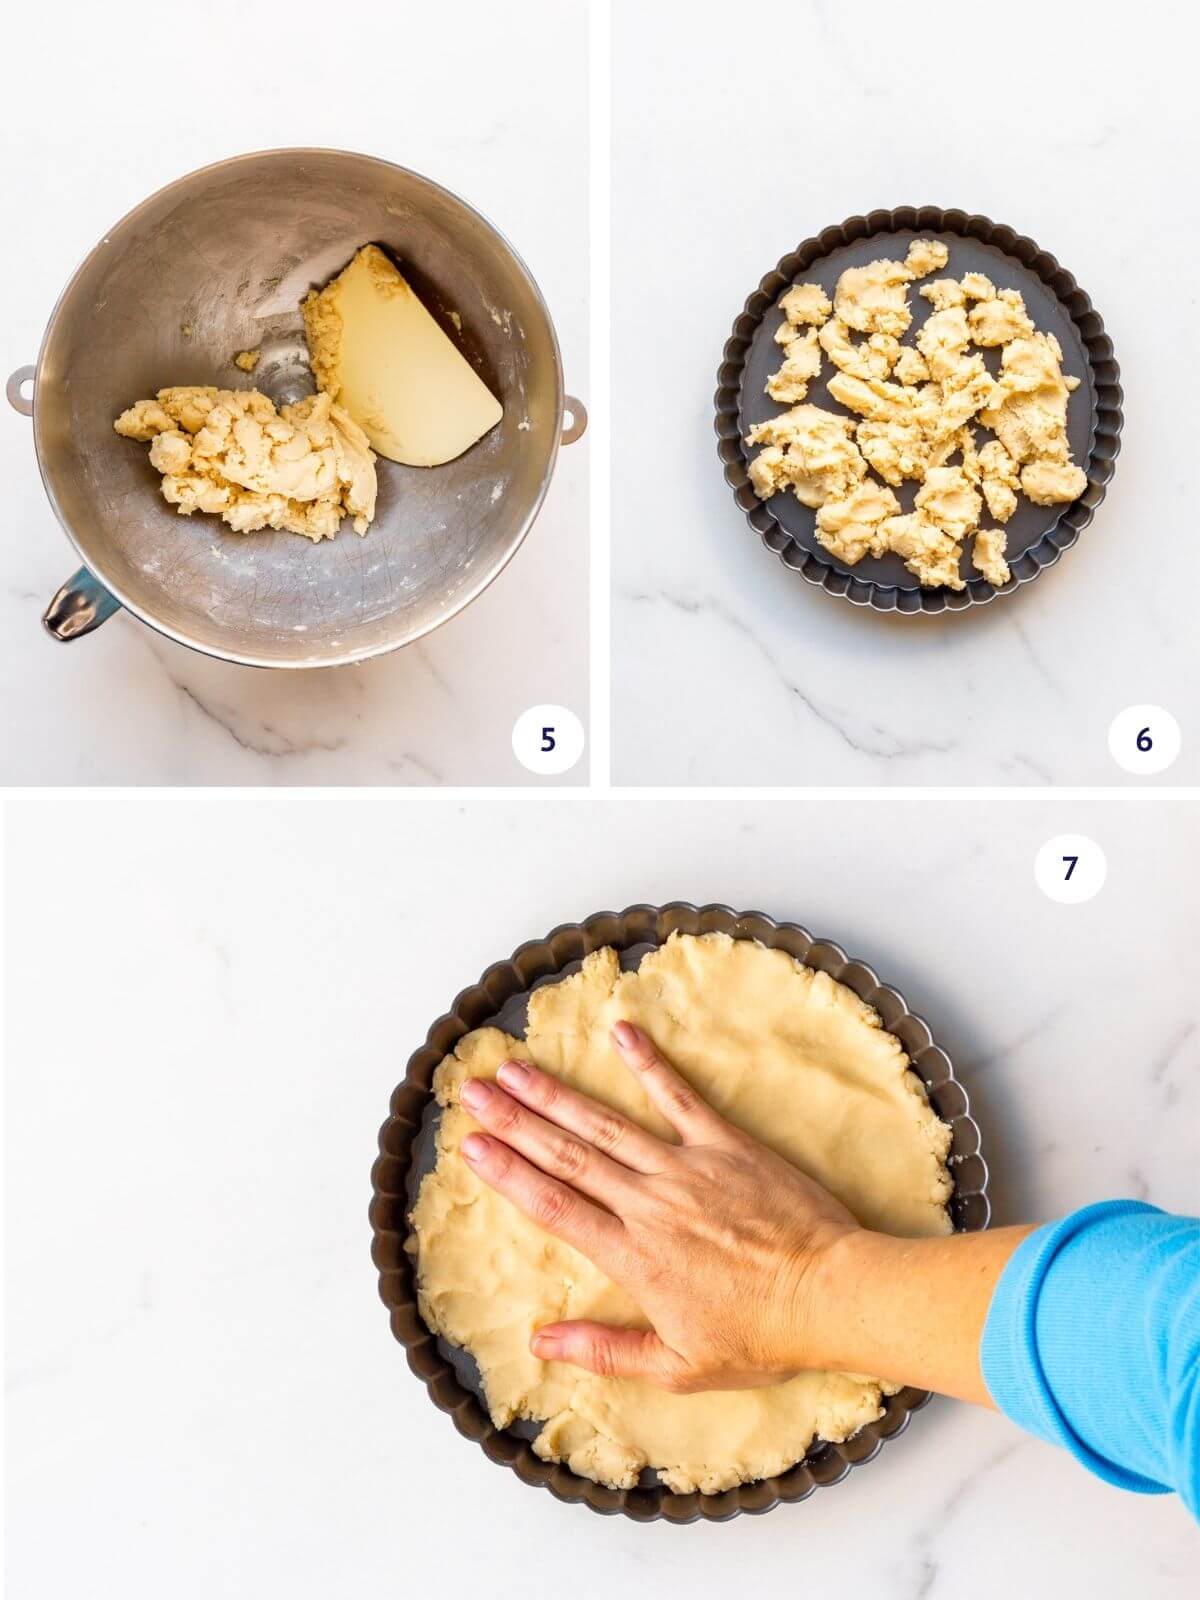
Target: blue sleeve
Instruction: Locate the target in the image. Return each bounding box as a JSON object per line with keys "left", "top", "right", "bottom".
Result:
{"left": 980, "top": 1200, "right": 1200, "bottom": 1519}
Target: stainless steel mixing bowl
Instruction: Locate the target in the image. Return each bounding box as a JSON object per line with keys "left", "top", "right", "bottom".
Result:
{"left": 9, "top": 148, "right": 586, "bottom": 667}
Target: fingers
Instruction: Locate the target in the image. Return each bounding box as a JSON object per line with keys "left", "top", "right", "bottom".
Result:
{"left": 610, "top": 1021, "right": 724, "bottom": 1144}
{"left": 461, "top": 1132, "right": 623, "bottom": 1269}
{"left": 492, "top": 1059, "right": 667, "bottom": 1174}
{"left": 530, "top": 1321, "right": 690, "bottom": 1390}
{"left": 460, "top": 1076, "right": 636, "bottom": 1205}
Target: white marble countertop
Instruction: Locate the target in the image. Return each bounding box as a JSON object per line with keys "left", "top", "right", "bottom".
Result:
{"left": 0, "top": 1, "right": 588, "bottom": 785}
{"left": 6, "top": 792, "right": 1197, "bottom": 1596}
{"left": 612, "top": 1, "right": 1199, "bottom": 786}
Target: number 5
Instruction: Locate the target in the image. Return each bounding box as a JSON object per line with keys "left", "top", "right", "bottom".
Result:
{"left": 540, "top": 727, "right": 556, "bottom": 753}
{"left": 1063, "top": 855, "right": 1079, "bottom": 881}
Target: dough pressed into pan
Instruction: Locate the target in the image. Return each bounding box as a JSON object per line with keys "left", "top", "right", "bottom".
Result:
{"left": 409, "top": 933, "right": 953, "bottom": 1495}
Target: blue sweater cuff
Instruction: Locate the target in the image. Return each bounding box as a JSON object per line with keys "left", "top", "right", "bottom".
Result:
{"left": 980, "top": 1200, "right": 1172, "bottom": 1498}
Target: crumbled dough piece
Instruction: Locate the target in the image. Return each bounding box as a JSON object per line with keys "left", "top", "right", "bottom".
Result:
{"left": 766, "top": 327, "right": 822, "bottom": 403}
{"left": 827, "top": 371, "right": 915, "bottom": 423}
{"left": 747, "top": 446, "right": 788, "bottom": 501}
{"left": 750, "top": 244, "right": 1089, "bottom": 585}
{"left": 818, "top": 318, "right": 872, "bottom": 380}
{"left": 778, "top": 282, "right": 832, "bottom": 327}
{"left": 233, "top": 348, "right": 261, "bottom": 372}
{"left": 114, "top": 385, "right": 377, "bottom": 541}
{"left": 856, "top": 418, "right": 926, "bottom": 486}
{"left": 877, "top": 511, "right": 965, "bottom": 589}
{"left": 931, "top": 360, "right": 1000, "bottom": 433}
{"left": 973, "top": 525, "right": 1011, "bottom": 587}
{"left": 915, "top": 464, "right": 983, "bottom": 541}
{"left": 957, "top": 425, "right": 981, "bottom": 484}
{"left": 815, "top": 480, "right": 901, "bottom": 564}
{"left": 913, "top": 313, "right": 1001, "bottom": 435}
{"left": 916, "top": 307, "right": 971, "bottom": 383}
{"left": 834, "top": 257, "right": 916, "bottom": 338}
{"left": 905, "top": 238, "right": 950, "bottom": 277}
{"left": 867, "top": 333, "right": 902, "bottom": 377}
{"left": 746, "top": 404, "right": 866, "bottom": 507}
{"left": 1020, "top": 459, "right": 1088, "bottom": 505}
{"left": 968, "top": 288, "right": 1034, "bottom": 346}
{"left": 816, "top": 318, "right": 900, "bottom": 383}
{"left": 894, "top": 346, "right": 930, "bottom": 386}
{"left": 410, "top": 936, "right": 953, "bottom": 1494}
{"left": 978, "top": 439, "right": 1020, "bottom": 522}
{"left": 979, "top": 332, "right": 1077, "bottom": 463}
{"left": 920, "top": 278, "right": 967, "bottom": 311}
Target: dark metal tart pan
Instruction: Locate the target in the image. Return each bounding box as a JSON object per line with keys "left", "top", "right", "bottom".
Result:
{"left": 370, "top": 901, "right": 990, "bottom": 1522}
{"left": 715, "top": 206, "right": 1123, "bottom": 613}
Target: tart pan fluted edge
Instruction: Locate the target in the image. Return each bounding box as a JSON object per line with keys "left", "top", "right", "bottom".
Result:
{"left": 715, "top": 206, "right": 1123, "bottom": 614}
{"left": 369, "top": 902, "right": 991, "bottom": 1523}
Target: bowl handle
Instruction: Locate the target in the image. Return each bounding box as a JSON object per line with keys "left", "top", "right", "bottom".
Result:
{"left": 43, "top": 568, "right": 122, "bottom": 641}
{"left": 561, "top": 394, "right": 587, "bottom": 445}
{"left": 7, "top": 365, "right": 35, "bottom": 416}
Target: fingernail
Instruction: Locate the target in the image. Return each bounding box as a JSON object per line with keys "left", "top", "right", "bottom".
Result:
{"left": 460, "top": 1078, "right": 491, "bottom": 1110}
{"left": 497, "top": 1060, "right": 529, "bottom": 1090}
{"left": 462, "top": 1133, "right": 489, "bottom": 1162}
{"left": 531, "top": 1331, "right": 560, "bottom": 1358}
{"left": 612, "top": 1021, "right": 640, "bottom": 1050}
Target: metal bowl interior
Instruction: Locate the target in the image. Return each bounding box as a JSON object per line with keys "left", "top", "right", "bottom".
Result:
{"left": 33, "top": 149, "right": 564, "bottom": 666}
{"left": 370, "top": 902, "right": 991, "bottom": 1524}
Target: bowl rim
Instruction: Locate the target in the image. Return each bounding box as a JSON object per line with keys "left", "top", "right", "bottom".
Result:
{"left": 29, "top": 146, "right": 566, "bottom": 669}
{"left": 369, "top": 901, "right": 991, "bottom": 1524}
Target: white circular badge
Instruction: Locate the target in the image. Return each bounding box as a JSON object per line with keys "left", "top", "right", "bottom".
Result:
{"left": 1107, "top": 705, "right": 1181, "bottom": 776}
{"left": 1034, "top": 834, "right": 1107, "bottom": 905}
{"left": 512, "top": 704, "right": 585, "bottom": 776}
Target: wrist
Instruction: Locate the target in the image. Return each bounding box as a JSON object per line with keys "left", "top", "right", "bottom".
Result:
{"left": 785, "top": 1221, "right": 876, "bottom": 1372}
{"left": 793, "top": 1225, "right": 1035, "bottom": 1405}
{"left": 792, "top": 1225, "right": 905, "bottom": 1373}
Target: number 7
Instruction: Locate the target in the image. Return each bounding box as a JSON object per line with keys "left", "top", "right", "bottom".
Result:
{"left": 1063, "top": 855, "right": 1078, "bottom": 881}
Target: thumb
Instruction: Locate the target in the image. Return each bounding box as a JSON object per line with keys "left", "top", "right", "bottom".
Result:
{"left": 531, "top": 1321, "right": 686, "bottom": 1388}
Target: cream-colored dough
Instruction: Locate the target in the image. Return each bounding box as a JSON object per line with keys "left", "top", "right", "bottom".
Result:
{"left": 778, "top": 282, "right": 833, "bottom": 328}
{"left": 748, "top": 241, "right": 1088, "bottom": 587}
{"left": 745, "top": 404, "right": 866, "bottom": 507}
{"left": 409, "top": 934, "right": 953, "bottom": 1495}
{"left": 972, "top": 524, "right": 1011, "bottom": 587}
{"left": 765, "top": 326, "right": 822, "bottom": 403}
{"left": 815, "top": 480, "right": 901, "bottom": 565}
{"left": 113, "top": 386, "right": 376, "bottom": 541}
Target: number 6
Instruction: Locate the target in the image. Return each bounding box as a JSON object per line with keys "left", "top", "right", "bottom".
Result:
{"left": 1136, "top": 726, "right": 1153, "bottom": 752}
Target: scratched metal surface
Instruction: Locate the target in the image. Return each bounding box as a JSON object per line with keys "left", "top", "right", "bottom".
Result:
{"left": 31, "top": 149, "right": 564, "bottom": 666}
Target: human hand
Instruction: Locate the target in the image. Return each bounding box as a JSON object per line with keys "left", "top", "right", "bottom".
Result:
{"left": 458, "top": 1020, "right": 859, "bottom": 1393}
